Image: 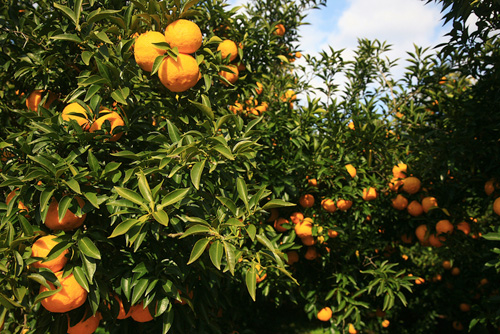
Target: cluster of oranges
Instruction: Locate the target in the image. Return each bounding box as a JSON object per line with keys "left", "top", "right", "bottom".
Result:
{"left": 228, "top": 83, "right": 269, "bottom": 116}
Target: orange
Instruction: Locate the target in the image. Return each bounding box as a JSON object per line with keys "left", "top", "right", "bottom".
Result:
{"left": 348, "top": 323, "right": 358, "bottom": 334}
{"left": 345, "top": 164, "right": 356, "bottom": 178}
{"left": 31, "top": 235, "right": 69, "bottom": 273}
{"left": 459, "top": 303, "right": 470, "bottom": 312}
{"left": 317, "top": 307, "right": 332, "bottom": 321}
{"left": 273, "top": 23, "right": 285, "bottom": 36}
{"left": 388, "top": 177, "right": 403, "bottom": 192}
{"left": 286, "top": 250, "right": 299, "bottom": 265}
{"left": 400, "top": 234, "right": 413, "bottom": 244}
{"left": 452, "top": 321, "right": 464, "bottom": 331}
{"left": 381, "top": 319, "right": 390, "bottom": 328}
{"left": 442, "top": 260, "right": 452, "bottom": 270}
{"left": 39, "top": 271, "right": 88, "bottom": 313}
{"left": 308, "top": 178, "right": 318, "bottom": 187}
{"left": 415, "top": 224, "right": 429, "bottom": 245}
{"left": 273, "top": 217, "right": 289, "bottom": 232}
{"left": 456, "top": 221, "right": 471, "bottom": 235}
{"left": 106, "top": 294, "right": 131, "bottom": 319}
{"left": 415, "top": 277, "right": 425, "bottom": 284}
{"left": 62, "top": 102, "right": 91, "bottom": 130}
{"left": 362, "top": 187, "right": 377, "bottom": 201}
{"left": 451, "top": 267, "right": 460, "bottom": 276}
{"left": 217, "top": 40, "right": 238, "bottom": 62}
{"left": 266, "top": 208, "right": 280, "bottom": 222}
{"left": 89, "top": 109, "right": 125, "bottom": 142}
{"left": 281, "top": 90, "right": 297, "bottom": 102}
{"left": 219, "top": 64, "right": 239, "bottom": 85}
{"left": 428, "top": 234, "right": 443, "bottom": 247}
{"left": 134, "top": 31, "right": 167, "bottom": 72}
{"left": 164, "top": 19, "right": 202, "bottom": 54}
{"left": 402, "top": 176, "right": 421, "bottom": 194}
{"left": 6, "top": 189, "right": 29, "bottom": 212}
{"left": 436, "top": 219, "right": 454, "bottom": 235}
{"left": 336, "top": 199, "right": 353, "bottom": 211}
{"left": 421, "top": 196, "right": 438, "bottom": 213}
{"left": 158, "top": 53, "right": 200, "bottom": 92}
{"left": 295, "top": 218, "right": 313, "bottom": 238}
{"left": 255, "top": 265, "right": 267, "bottom": 283}
{"left": 494, "top": 197, "right": 500, "bottom": 216}
{"left": 321, "top": 199, "right": 336, "bottom": 213}
{"left": 67, "top": 312, "right": 101, "bottom": 334}
{"left": 391, "top": 194, "right": 408, "bottom": 210}
{"left": 348, "top": 121, "right": 355, "bottom": 130}
{"left": 301, "top": 235, "right": 316, "bottom": 246}
{"left": 407, "top": 200, "right": 423, "bottom": 216}
{"left": 45, "top": 196, "right": 86, "bottom": 231}
{"left": 328, "top": 229, "right": 339, "bottom": 238}
{"left": 255, "top": 82, "right": 263, "bottom": 95}
{"left": 295, "top": 51, "right": 302, "bottom": 58}
{"left": 392, "top": 163, "right": 407, "bottom": 179}
{"left": 299, "top": 194, "right": 315, "bottom": 208}
{"left": 485, "top": 179, "right": 495, "bottom": 195}
{"left": 26, "top": 90, "right": 57, "bottom": 112}
{"left": 304, "top": 246, "right": 318, "bottom": 260}
{"left": 130, "top": 302, "right": 154, "bottom": 322}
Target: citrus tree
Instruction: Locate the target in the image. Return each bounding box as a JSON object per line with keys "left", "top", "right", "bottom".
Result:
{"left": 1, "top": 0, "right": 500, "bottom": 333}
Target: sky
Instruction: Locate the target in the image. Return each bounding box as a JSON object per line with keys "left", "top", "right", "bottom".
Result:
{"left": 226, "top": 0, "right": 455, "bottom": 97}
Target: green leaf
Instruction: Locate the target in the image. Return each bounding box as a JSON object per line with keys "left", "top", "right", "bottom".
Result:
{"left": 209, "top": 240, "right": 223, "bottom": 270}
{"left": 189, "top": 99, "right": 214, "bottom": 120}
{"left": 277, "top": 55, "right": 289, "bottom": 63}
{"left": 213, "top": 145, "right": 234, "bottom": 160}
{"left": 482, "top": 232, "right": 500, "bottom": 241}
{"left": 51, "top": 34, "right": 82, "bottom": 43}
{"left": 246, "top": 224, "right": 256, "bottom": 241}
{"left": 131, "top": 279, "right": 149, "bottom": 306}
{"left": 236, "top": 177, "right": 248, "bottom": 208}
{"left": 245, "top": 266, "right": 257, "bottom": 301}
{"left": 190, "top": 160, "right": 206, "bottom": 190}
{"left": 111, "top": 87, "right": 130, "bottom": 105}
{"left": 78, "top": 237, "right": 101, "bottom": 260}
{"left": 109, "top": 219, "right": 140, "bottom": 238}
{"left": 152, "top": 209, "right": 169, "bottom": 227}
{"left": 151, "top": 55, "right": 167, "bottom": 75}
{"left": 161, "top": 308, "right": 174, "bottom": 334}
{"left": 166, "top": 121, "right": 181, "bottom": 143}
{"left": 95, "top": 31, "right": 113, "bottom": 44}
{"left": 63, "top": 179, "right": 81, "bottom": 194}
{"left": 27, "top": 155, "right": 56, "bottom": 175}
{"left": 82, "top": 51, "right": 93, "bottom": 65}
{"left": 223, "top": 241, "right": 236, "bottom": 275}
{"left": 262, "top": 199, "right": 296, "bottom": 210}
{"left": 222, "top": 218, "right": 245, "bottom": 227}
{"left": 136, "top": 171, "right": 153, "bottom": 204}
{"left": 73, "top": 266, "right": 90, "bottom": 292}
{"left": 216, "top": 196, "right": 237, "bottom": 215}
{"left": 187, "top": 238, "right": 210, "bottom": 265}
{"left": 81, "top": 254, "right": 97, "bottom": 282}
{"left": 180, "top": 225, "right": 212, "bottom": 238}
{"left": 53, "top": 3, "right": 78, "bottom": 26}
{"left": 159, "top": 188, "right": 190, "bottom": 209}
{"left": 84, "top": 192, "right": 99, "bottom": 209}
{"left": 114, "top": 187, "right": 147, "bottom": 206}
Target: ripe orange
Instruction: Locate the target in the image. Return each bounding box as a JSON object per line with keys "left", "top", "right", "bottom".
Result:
{"left": 164, "top": 19, "right": 202, "bottom": 54}
{"left": 290, "top": 212, "right": 304, "bottom": 224}
{"left": 295, "top": 218, "right": 313, "bottom": 238}
{"left": 345, "top": 164, "right": 356, "bottom": 178}
{"left": 400, "top": 234, "right": 413, "bottom": 244}
{"left": 336, "top": 199, "right": 353, "bottom": 211}
{"left": 407, "top": 200, "right": 424, "bottom": 216}
{"left": 273, "top": 23, "right": 285, "bottom": 36}
{"left": 328, "top": 229, "right": 339, "bottom": 238}
{"left": 317, "top": 307, "right": 332, "bottom": 321}
{"left": 6, "top": 189, "right": 29, "bottom": 212}
{"left": 391, "top": 194, "right": 408, "bottom": 210}
{"left": 381, "top": 319, "right": 390, "bottom": 328}
{"left": 452, "top": 321, "right": 464, "bottom": 331}
{"left": 89, "top": 110, "right": 125, "bottom": 141}
{"left": 273, "top": 217, "right": 289, "bottom": 232}
{"left": 217, "top": 40, "right": 238, "bottom": 62}
{"left": 266, "top": 208, "right": 280, "bottom": 222}
{"left": 299, "top": 194, "right": 315, "bottom": 208}
{"left": 362, "top": 187, "right": 377, "bottom": 201}
{"left": 130, "top": 302, "right": 154, "bottom": 322}
{"left": 134, "top": 31, "right": 167, "bottom": 72}
{"left": 39, "top": 271, "right": 88, "bottom": 313}
{"left": 388, "top": 177, "right": 403, "bottom": 192}
{"left": 31, "top": 235, "right": 69, "bottom": 273}
{"left": 459, "top": 303, "right": 470, "bottom": 312}
{"left": 348, "top": 323, "right": 358, "bottom": 334}
{"left": 62, "top": 103, "right": 91, "bottom": 130}
{"left": 456, "top": 221, "right": 471, "bottom": 235}
{"left": 67, "top": 312, "right": 101, "bottom": 334}
{"left": 494, "top": 197, "right": 500, "bottom": 216}
{"left": 219, "top": 64, "right": 239, "bottom": 85}
{"left": 45, "top": 196, "right": 86, "bottom": 231}
{"left": 321, "top": 198, "right": 336, "bottom": 213}
{"left": 255, "top": 265, "right": 267, "bottom": 283}
{"left": 348, "top": 121, "right": 355, "bottom": 130}
{"left": 106, "top": 294, "right": 132, "bottom": 319}
{"left": 301, "top": 235, "right": 316, "bottom": 246}
{"left": 402, "top": 176, "right": 421, "bottom": 194}
{"left": 436, "top": 219, "right": 454, "bottom": 235}
{"left": 442, "top": 260, "right": 452, "bottom": 270}
{"left": 428, "top": 234, "right": 443, "bottom": 247}
{"left": 421, "top": 196, "right": 438, "bottom": 213}
{"left": 485, "top": 179, "right": 495, "bottom": 195}
{"left": 392, "top": 163, "right": 407, "bottom": 179}
{"left": 308, "top": 178, "right": 318, "bottom": 187}
{"left": 451, "top": 267, "right": 460, "bottom": 276}
{"left": 255, "top": 82, "right": 263, "bottom": 95}
{"left": 158, "top": 53, "right": 200, "bottom": 92}
{"left": 286, "top": 250, "right": 299, "bottom": 265}
{"left": 26, "top": 90, "right": 57, "bottom": 112}
{"left": 304, "top": 246, "right": 318, "bottom": 260}
{"left": 415, "top": 224, "right": 429, "bottom": 245}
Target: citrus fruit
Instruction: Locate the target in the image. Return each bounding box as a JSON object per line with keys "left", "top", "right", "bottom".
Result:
{"left": 273, "top": 217, "right": 289, "bottom": 232}
{"left": 436, "top": 219, "right": 454, "bottom": 235}
{"left": 39, "top": 271, "right": 88, "bottom": 313}
{"left": 134, "top": 31, "right": 167, "bottom": 72}
{"left": 494, "top": 197, "right": 500, "bottom": 215}
{"left": 348, "top": 323, "right": 358, "bottom": 334}
{"left": 255, "top": 264, "right": 267, "bottom": 283}
{"left": 362, "top": 187, "right": 377, "bottom": 201}
{"left": 308, "top": 178, "right": 318, "bottom": 187}
{"left": 456, "top": 221, "right": 471, "bottom": 235}
{"left": 219, "top": 64, "right": 239, "bottom": 85}
{"left": 391, "top": 194, "right": 408, "bottom": 210}
{"left": 401, "top": 234, "right": 413, "bottom": 244}
{"left": 31, "top": 235, "right": 69, "bottom": 273}
{"left": 164, "top": 19, "right": 202, "bottom": 54}
{"left": 67, "top": 312, "right": 101, "bottom": 334}
{"left": 336, "top": 199, "right": 353, "bottom": 211}
{"left": 459, "top": 303, "right": 470, "bottom": 312}
{"left": 428, "top": 234, "right": 443, "bottom": 247}
{"left": 299, "top": 194, "right": 315, "bottom": 208}
{"left": 402, "top": 176, "right": 421, "bottom": 194}
{"left": 158, "top": 53, "right": 200, "bottom": 92}
{"left": 266, "top": 208, "right": 280, "bottom": 222}
{"left": 392, "top": 163, "right": 407, "bottom": 179}
{"left": 317, "top": 307, "right": 332, "bottom": 321}
{"left": 485, "top": 179, "right": 495, "bottom": 195}
{"left": 130, "top": 302, "right": 154, "bottom": 322}
{"left": 286, "top": 250, "right": 299, "bottom": 265}
{"left": 415, "top": 224, "right": 429, "bottom": 245}
{"left": 301, "top": 235, "right": 316, "bottom": 246}
{"left": 217, "top": 40, "right": 238, "bottom": 62}
{"left": 295, "top": 218, "right": 313, "bottom": 238}
{"left": 45, "top": 197, "right": 86, "bottom": 231}
{"left": 26, "top": 90, "right": 57, "bottom": 112}
{"left": 304, "top": 246, "right": 318, "bottom": 260}
{"left": 388, "top": 177, "right": 403, "bottom": 192}
{"left": 255, "top": 82, "right": 263, "bottom": 95}
{"left": 451, "top": 267, "right": 460, "bottom": 276}
{"left": 407, "top": 200, "right": 423, "bottom": 216}
{"left": 89, "top": 110, "right": 125, "bottom": 141}
{"left": 62, "top": 102, "right": 91, "bottom": 130}
{"left": 382, "top": 319, "right": 390, "bottom": 328}
{"left": 327, "top": 229, "right": 339, "bottom": 238}
{"left": 421, "top": 196, "right": 438, "bottom": 213}
{"left": 273, "top": 23, "right": 285, "bottom": 36}
{"left": 321, "top": 198, "right": 336, "bottom": 213}
{"left": 345, "top": 164, "right": 356, "bottom": 178}
{"left": 442, "top": 260, "right": 452, "bottom": 270}
{"left": 6, "top": 189, "right": 29, "bottom": 212}
{"left": 290, "top": 212, "right": 304, "bottom": 224}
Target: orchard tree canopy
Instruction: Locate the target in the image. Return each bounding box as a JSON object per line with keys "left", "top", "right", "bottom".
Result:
{"left": 0, "top": 0, "right": 499, "bottom": 333}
